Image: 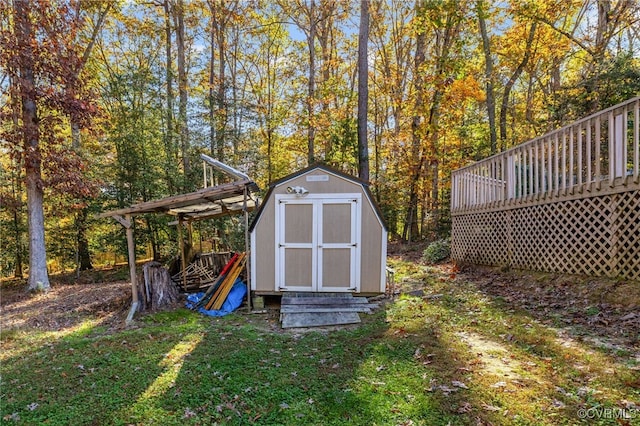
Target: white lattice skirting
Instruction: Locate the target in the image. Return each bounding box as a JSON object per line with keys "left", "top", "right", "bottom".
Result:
{"left": 451, "top": 190, "right": 640, "bottom": 280}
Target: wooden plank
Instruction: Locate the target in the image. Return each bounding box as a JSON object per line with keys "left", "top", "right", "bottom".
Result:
{"left": 284, "top": 291, "right": 354, "bottom": 298}
{"left": 211, "top": 253, "right": 247, "bottom": 310}
{"left": 281, "top": 312, "right": 361, "bottom": 328}
{"left": 97, "top": 180, "right": 252, "bottom": 218}
{"left": 281, "top": 296, "right": 368, "bottom": 305}
{"left": 280, "top": 306, "right": 372, "bottom": 314}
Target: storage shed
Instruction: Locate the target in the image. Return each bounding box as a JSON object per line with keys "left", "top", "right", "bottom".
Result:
{"left": 250, "top": 164, "right": 387, "bottom": 295}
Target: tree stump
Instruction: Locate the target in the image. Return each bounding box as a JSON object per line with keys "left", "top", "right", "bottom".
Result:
{"left": 138, "top": 261, "right": 180, "bottom": 311}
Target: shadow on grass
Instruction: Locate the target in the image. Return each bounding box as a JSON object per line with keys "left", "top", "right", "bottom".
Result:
{"left": 423, "top": 277, "right": 640, "bottom": 425}
{"left": 4, "top": 285, "right": 638, "bottom": 425}
{"left": 123, "top": 300, "right": 497, "bottom": 425}
{"left": 0, "top": 310, "right": 203, "bottom": 425}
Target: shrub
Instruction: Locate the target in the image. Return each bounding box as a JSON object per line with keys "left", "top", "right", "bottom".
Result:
{"left": 422, "top": 238, "right": 451, "bottom": 264}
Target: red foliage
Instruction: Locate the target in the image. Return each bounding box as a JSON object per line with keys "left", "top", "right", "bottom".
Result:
{"left": 0, "top": 0, "right": 101, "bottom": 194}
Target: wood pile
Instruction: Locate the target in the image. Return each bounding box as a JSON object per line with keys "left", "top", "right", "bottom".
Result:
{"left": 189, "top": 252, "right": 247, "bottom": 311}
{"left": 171, "top": 251, "right": 233, "bottom": 292}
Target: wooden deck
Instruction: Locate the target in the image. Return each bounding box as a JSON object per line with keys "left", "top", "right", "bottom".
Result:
{"left": 451, "top": 97, "right": 640, "bottom": 280}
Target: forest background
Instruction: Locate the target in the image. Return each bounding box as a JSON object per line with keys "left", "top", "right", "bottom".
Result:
{"left": 1, "top": 0, "right": 639, "bottom": 285}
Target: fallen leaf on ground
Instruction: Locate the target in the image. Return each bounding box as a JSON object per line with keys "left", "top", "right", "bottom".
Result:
{"left": 481, "top": 403, "right": 501, "bottom": 412}
{"left": 457, "top": 402, "right": 473, "bottom": 413}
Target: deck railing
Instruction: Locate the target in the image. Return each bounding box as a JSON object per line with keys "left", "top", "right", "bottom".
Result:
{"left": 451, "top": 97, "right": 640, "bottom": 214}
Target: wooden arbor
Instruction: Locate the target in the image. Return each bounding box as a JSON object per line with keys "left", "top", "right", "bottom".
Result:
{"left": 98, "top": 156, "right": 259, "bottom": 323}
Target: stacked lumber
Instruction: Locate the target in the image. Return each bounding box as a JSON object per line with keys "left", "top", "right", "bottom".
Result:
{"left": 190, "top": 252, "right": 247, "bottom": 311}
{"left": 171, "top": 252, "right": 232, "bottom": 292}
{"left": 280, "top": 292, "right": 379, "bottom": 328}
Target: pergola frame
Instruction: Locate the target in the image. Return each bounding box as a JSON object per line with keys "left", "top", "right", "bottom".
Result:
{"left": 98, "top": 157, "right": 258, "bottom": 323}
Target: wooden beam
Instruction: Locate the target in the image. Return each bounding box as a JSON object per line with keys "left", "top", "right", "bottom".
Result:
{"left": 112, "top": 214, "right": 131, "bottom": 228}
{"left": 96, "top": 180, "right": 252, "bottom": 218}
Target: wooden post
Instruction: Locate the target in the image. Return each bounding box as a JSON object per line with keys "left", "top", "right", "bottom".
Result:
{"left": 595, "top": 116, "right": 601, "bottom": 190}
{"left": 635, "top": 100, "right": 639, "bottom": 183}
{"left": 609, "top": 111, "right": 615, "bottom": 187}
{"left": 577, "top": 125, "right": 583, "bottom": 191}
{"left": 177, "top": 215, "right": 187, "bottom": 292}
{"left": 586, "top": 121, "right": 592, "bottom": 192}
{"left": 569, "top": 128, "right": 574, "bottom": 194}
{"left": 243, "top": 186, "right": 252, "bottom": 312}
{"left": 203, "top": 161, "right": 207, "bottom": 188}
{"left": 125, "top": 214, "right": 139, "bottom": 324}
{"left": 554, "top": 134, "right": 560, "bottom": 197}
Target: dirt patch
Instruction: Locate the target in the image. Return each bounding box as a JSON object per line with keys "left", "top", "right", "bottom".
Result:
{"left": 1, "top": 278, "right": 131, "bottom": 332}
{"left": 455, "top": 331, "right": 524, "bottom": 379}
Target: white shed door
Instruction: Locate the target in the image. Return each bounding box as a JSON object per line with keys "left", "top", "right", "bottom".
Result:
{"left": 276, "top": 194, "right": 361, "bottom": 292}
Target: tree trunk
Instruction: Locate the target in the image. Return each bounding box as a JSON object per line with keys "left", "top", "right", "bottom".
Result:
{"left": 357, "top": 0, "right": 370, "bottom": 182}
{"left": 307, "top": 0, "right": 316, "bottom": 165}
{"left": 403, "top": 1, "right": 427, "bottom": 242}
{"left": 76, "top": 208, "right": 93, "bottom": 270}
{"left": 139, "top": 262, "right": 180, "bottom": 311}
{"left": 216, "top": 6, "right": 226, "bottom": 161}
{"left": 477, "top": 0, "right": 496, "bottom": 154}
{"left": 15, "top": 1, "right": 50, "bottom": 291}
{"left": 163, "top": 0, "right": 176, "bottom": 192}
{"left": 175, "top": 0, "right": 190, "bottom": 184}
{"left": 499, "top": 21, "right": 536, "bottom": 150}
{"left": 145, "top": 217, "right": 160, "bottom": 261}
{"left": 208, "top": 1, "right": 216, "bottom": 157}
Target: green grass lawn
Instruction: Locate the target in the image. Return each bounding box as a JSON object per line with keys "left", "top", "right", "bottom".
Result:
{"left": 2, "top": 259, "right": 639, "bottom": 425}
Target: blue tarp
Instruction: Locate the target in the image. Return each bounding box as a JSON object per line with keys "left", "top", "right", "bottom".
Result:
{"left": 185, "top": 278, "right": 246, "bottom": 316}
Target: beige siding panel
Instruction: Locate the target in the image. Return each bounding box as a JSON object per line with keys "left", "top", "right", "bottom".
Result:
{"left": 254, "top": 199, "right": 275, "bottom": 291}
{"left": 360, "top": 201, "right": 383, "bottom": 293}
{"left": 283, "top": 173, "right": 360, "bottom": 195}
